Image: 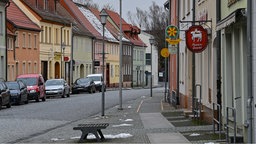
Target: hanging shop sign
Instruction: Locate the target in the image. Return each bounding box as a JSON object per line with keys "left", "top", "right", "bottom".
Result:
{"left": 160, "top": 48, "right": 169, "bottom": 58}
{"left": 186, "top": 25, "right": 208, "bottom": 53}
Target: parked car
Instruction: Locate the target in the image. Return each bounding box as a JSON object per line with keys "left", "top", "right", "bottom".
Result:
{"left": 6, "top": 81, "right": 28, "bottom": 105}
{"left": 45, "top": 79, "right": 70, "bottom": 98}
{"left": 0, "top": 80, "right": 11, "bottom": 110}
{"left": 16, "top": 74, "right": 46, "bottom": 102}
{"left": 72, "top": 78, "right": 96, "bottom": 94}
{"left": 86, "top": 74, "right": 106, "bottom": 92}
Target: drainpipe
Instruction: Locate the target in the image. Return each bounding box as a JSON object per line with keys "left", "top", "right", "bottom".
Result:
{"left": 60, "top": 26, "right": 64, "bottom": 78}
{"left": 192, "top": 0, "right": 196, "bottom": 114}
{"left": 92, "top": 37, "right": 95, "bottom": 74}
{"left": 176, "top": 0, "right": 180, "bottom": 105}
{"left": 216, "top": 0, "right": 222, "bottom": 130}
{"left": 5, "top": 1, "right": 10, "bottom": 81}
{"left": 247, "top": 0, "right": 253, "bottom": 142}
{"left": 70, "top": 23, "right": 73, "bottom": 86}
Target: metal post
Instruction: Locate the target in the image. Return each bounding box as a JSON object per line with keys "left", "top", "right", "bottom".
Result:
{"left": 101, "top": 24, "right": 105, "bottom": 116}
{"left": 192, "top": 0, "right": 196, "bottom": 114}
{"left": 118, "top": 0, "right": 123, "bottom": 110}
{"left": 150, "top": 43, "right": 153, "bottom": 97}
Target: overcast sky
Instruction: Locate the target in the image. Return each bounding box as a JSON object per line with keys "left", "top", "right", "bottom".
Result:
{"left": 91, "top": 0, "right": 167, "bottom": 22}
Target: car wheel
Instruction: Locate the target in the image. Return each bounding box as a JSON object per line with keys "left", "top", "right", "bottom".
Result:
{"left": 62, "top": 90, "right": 65, "bottom": 98}
{"left": 17, "top": 95, "right": 22, "bottom": 105}
{"left": 0, "top": 98, "right": 2, "bottom": 110}
{"left": 89, "top": 87, "right": 92, "bottom": 94}
{"left": 67, "top": 91, "right": 70, "bottom": 97}
{"left": 6, "top": 97, "right": 11, "bottom": 108}
{"left": 24, "top": 94, "right": 29, "bottom": 104}
{"left": 42, "top": 95, "right": 46, "bottom": 102}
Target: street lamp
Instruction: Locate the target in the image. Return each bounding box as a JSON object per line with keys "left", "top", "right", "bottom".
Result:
{"left": 100, "top": 9, "right": 108, "bottom": 116}
{"left": 61, "top": 42, "right": 65, "bottom": 79}
{"left": 149, "top": 37, "right": 155, "bottom": 97}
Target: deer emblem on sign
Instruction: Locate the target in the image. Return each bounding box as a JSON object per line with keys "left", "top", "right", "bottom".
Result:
{"left": 190, "top": 28, "right": 202, "bottom": 42}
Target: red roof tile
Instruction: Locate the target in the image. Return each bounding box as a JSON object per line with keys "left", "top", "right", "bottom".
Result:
{"left": 7, "top": 0, "right": 40, "bottom": 31}
{"left": 105, "top": 9, "right": 145, "bottom": 47}
{"left": 60, "top": 0, "right": 102, "bottom": 39}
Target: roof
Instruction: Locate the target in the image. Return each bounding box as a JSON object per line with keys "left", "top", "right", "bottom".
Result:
{"left": 62, "top": 1, "right": 102, "bottom": 39}
{"left": 105, "top": 9, "right": 145, "bottom": 47}
{"left": 20, "top": 0, "right": 71, "bottom": 25}
{"left": 60, "top": 0, "right": 94, "bottom": 37}
{"left": 17, "top": 74, "right": 42, "bottom": 78}
{"left": 88, "top": 7, "right": 129, "bottom": 42}
{"left": 7, "top": 0, "right": 41, "bottom": 31}
{"left": 77, "top": 6, "right": 117, "bottom": 42}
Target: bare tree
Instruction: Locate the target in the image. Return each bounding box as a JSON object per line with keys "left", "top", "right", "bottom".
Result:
{"left": 128, "top": 2, "right": 168, "bottom": 69}
{"left": 103, "top": 3, "right": 115, "bottom": 11}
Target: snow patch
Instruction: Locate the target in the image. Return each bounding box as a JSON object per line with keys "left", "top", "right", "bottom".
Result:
{"left": 189, "top": 133, "right": 200, "bottom": 136}
{"left": 112, "top": 123, "right": 133, "bottom": 127}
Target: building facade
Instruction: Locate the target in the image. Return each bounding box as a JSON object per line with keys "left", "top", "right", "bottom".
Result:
{"left": 7, "top": 0, "right": 41, "bottom": 81}
{"left": 0, "top": 0, "right": 9, "bottom": 80}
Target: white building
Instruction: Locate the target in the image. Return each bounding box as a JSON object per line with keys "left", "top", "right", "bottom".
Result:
{"left": 139, "top": 31, "right": 158, "bottom": 87}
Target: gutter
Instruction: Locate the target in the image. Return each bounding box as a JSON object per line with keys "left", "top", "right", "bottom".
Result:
{"left": 247, "top": 0, "right": 253, "bottom": 142}
{"left": 216, "top": 0, "right": 222, "bottom": 130}
{"left": 5, "top": 1, "right": 10, "bottom": 81}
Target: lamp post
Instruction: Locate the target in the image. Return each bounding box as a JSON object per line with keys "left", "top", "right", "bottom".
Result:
{"left": 100, "top": 9, "right": 108, "bottom": 116}
{"left": 149, "top": 37, "right": 155, "bottom": 97}
{"left": 61, "top": 42, "right": 65, "bottom": 79}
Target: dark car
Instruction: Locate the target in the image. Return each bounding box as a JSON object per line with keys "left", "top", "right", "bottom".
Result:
{"left": 0, "top": 80, "right": 11, "bottom": 110}
{"left": 45, "top": 79, "right": 70, "bottom": 98}
{"left": 72, "top": 78, "right": 96, "bottom": 94}
{"left": 6, "top": 81, "right": 29, "bottom": 105}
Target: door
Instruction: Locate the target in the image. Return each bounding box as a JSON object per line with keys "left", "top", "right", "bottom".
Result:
{"left": 41, "top": 61, "right": 48, "bottom": 81}
{"left": 55, "top": 62, "right": 60, "bottom": 79}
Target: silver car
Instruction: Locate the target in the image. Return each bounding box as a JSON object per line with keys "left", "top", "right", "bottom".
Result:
{"left": 45, "top": 79, "right": 70, "bottom": 98}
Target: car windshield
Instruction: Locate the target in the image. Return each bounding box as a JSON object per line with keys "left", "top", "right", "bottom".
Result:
{"left": 6, "top": 82, "right": 19, "bottom": 90}
{"left": 45, "top": 80, "right": 63, "bottom": 86}
{"left": 87, "top": 76, "right": 100, "bottom": 81}
{"left": 17, "top": 78, "right": 37, "bottom": 86}
{"left": 76, "top": 78, "right": 90, "bottom": 84}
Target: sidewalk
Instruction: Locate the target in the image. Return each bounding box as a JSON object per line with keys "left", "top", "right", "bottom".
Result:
{"left": 71, "top": 89, "right": 191, "bottom": 143}
{"left": 20, "top": 88, "right": 215, "bottom": 143}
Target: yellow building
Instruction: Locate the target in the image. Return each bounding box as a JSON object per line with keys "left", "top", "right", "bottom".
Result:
{"left": 14, "top": 0, "right": 72, "bottom": 82}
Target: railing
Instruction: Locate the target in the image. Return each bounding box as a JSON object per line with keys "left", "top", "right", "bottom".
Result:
{"left": 193, "top": 84, "right": 202, "bottom": 119}
{"left": 226, "top": 107, "right": 236, "bottom": 143}
{"left": 213, "top": 103, "right": 222, "bottom": 139}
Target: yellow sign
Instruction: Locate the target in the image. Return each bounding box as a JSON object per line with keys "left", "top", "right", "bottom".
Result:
{"left": 166, "top": 38, "right": 181, "bottom": 45}
{"left": 161, "top": 48, "right": 169, "bottom": 58}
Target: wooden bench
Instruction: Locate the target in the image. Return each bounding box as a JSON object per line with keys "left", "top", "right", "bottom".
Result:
{"left": 73, "top": 123, "right": 109, "bottom": 142}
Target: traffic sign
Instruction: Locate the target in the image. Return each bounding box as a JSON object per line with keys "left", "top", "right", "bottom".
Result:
{"left": 165, "top": 25, "right": 179, "bottom": 39}
{"left": 161, "top": 48, "right": 169, "bottom": 58}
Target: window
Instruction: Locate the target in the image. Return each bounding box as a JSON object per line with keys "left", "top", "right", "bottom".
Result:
{"left": 28, "top": 62, "right": 31, "bottom": 73}
{"left": 22, "top": 62, "right": 26, "bottom": 74}
{"left": 133, "top": 49, "right": 136, "bottom": 60}
{"left": 15, "top": 32, "right": 19, "bottom": 47}
{"left": 34, "top": 34, "right": 37, "bottom": 48}
{"left": 28, "top": 34, "right": 31, "bottom": 48}
{"left": 146, "top": 53, "right": 151, "bottom": 65}
{"left": 110, "top": 65, "right": 113, "bottom": 77}
{"left": 49, "top": 27, "right": 52, "bottom": 44}
{"left": 44, "top": 0, "right": 48, "bottom": 10}
{"left": 16, "top": 62, "right": 19, "bottom": 77}
{"left": 45, "top": 27, "right": 48, "bottom": 43}
{"left": 67, "top": 30, "right": 69, "bottom": 45}
{"left": 55, "top": 28, "right": 58, "bottom": 44}
{"left": 7, "top": 37, "right": 13, "bottom": 50}
{"left": 22, "top": 33, "right": 26, "bottom": 48}
{"left": 34, "top": 63, "right": 37, "bottom": 73}
{"left": 41, "top": 26, "right": 44, "bottom": 43}
{"left": 0, "top": 12, "right": 2, "bottom": 34}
